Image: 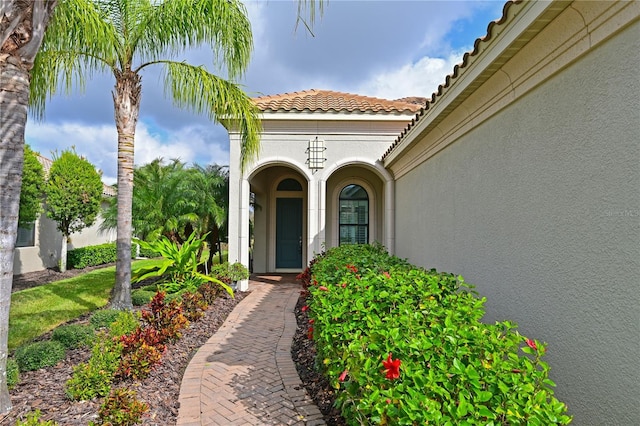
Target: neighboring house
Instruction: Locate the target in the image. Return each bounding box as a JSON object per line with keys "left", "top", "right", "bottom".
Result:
{"left": 13, "top": 154, "right": 116, "bottom": 274}
{"left": 227, "top": 1, "right": 639, "bottom": 423}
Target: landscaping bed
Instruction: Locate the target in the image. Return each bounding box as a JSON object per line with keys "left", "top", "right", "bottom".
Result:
{"left": 3, "top": 267, "right": 247, "bottom": 425}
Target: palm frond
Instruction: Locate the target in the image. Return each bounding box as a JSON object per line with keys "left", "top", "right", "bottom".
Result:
{"left": 162, "top": 61, "right": 262, "bottom": 168}
{"left": 30, "top": 0, "right": 120, "bottom": 117}
{"left": 135, "top": 0, "right": 252, "bottom": 79}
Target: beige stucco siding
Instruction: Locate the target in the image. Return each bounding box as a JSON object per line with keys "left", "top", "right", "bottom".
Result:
{"left": 393, "top": 20, "right": 639, "bottom": 424}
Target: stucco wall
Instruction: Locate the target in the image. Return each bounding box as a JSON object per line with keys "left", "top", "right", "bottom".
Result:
{"left": 394, "top": 21, "right": 639, "bottom": 423}
{"left": 14, "top": 203, "right": 116, "bottom": 275}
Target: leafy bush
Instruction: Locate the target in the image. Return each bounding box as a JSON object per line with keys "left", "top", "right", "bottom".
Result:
{"left": 180, "top": 291, "right": 207, "bottom": 322}
{"left": 131, "top": 289, "right": 156, "bottom": 306}
{"left": 65, "top": 332, "right": 122, "bottom": 401}
{"left": 197, "top": 282, "right": 221, "bottom": 305}
{"left": 140, "top": 292, "right": 188, "bottom": 343}
{"left": 210, "top": 262, "right": 249, "bottom": 284}
{"left": 51, "top": 324, "right": 95, "bottom": 349}
{"left": 67, "top": 243, "right": 117, "bottom": 269}
{"left": 90, "top": 309, "right": 123, "bottom": 329}
{"left": 15, "top": 340, "right": 66, "bottom": 371}
{"left": 306, "top": 244, "right": 572, "bottom": 425}
{"left": 91, "top": 388, "right": 148, "bottom": 426}
{"left": 116, "top": 327, "right": 165, "bottom": 380}
{"left": 7, "top": 358, "right": 19, "bottom": 389}
{"left": 108, "top": 311, "right": 140, "bottom": 338}
{"left": 132, "top": 233, "right": 233, "bottom": 297}
{"left": 15, "top": 410, "right": 58, "bottom": 425}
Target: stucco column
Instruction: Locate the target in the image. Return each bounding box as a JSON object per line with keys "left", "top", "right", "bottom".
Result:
{"left": 235, "top": 178, "right": 251, "bottom": 291}
{"left": 307, "top": 178, "right": 318, "bottom": 267}
{"left": 317, "top": 178, "right": 327, "bottom": 256}
{"left": 384, "top": 178, "right": 395, "bottom": 255}
{"left": 227, "top": 133, "right": 250, "bottom": 291}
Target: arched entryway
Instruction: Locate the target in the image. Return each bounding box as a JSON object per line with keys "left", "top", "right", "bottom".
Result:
{"left": 249, "top": 165, "right": 308, "bottom": 273}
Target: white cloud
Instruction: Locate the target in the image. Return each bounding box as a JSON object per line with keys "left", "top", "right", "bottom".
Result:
{"left": 356, "top": 51, "right": 467, "bottom": 101}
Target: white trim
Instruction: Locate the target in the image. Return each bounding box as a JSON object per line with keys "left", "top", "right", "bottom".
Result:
{"left": 247, "top": 156, "right": 314, "bottom": 181}
{"left": 321, "top": 157, "right": 393, "bottom": 183}
{"left": 259, "top": 111, "right": 419, "bottom": 122}
{"left": 384, "top": 0, "right": 560, "bottom": 166}
{"left": 331, "top": 178, "right": 376, "bottom": 248}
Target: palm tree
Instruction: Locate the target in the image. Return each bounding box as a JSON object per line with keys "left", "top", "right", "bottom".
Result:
{"left": 186, "top": 164, "right": 229, "bottom": 269}
{"left": 1, "top": 1, "right": 60, "bottom": 413}
{"left": 30, "top": 0, "right": 262, "bottom": 310}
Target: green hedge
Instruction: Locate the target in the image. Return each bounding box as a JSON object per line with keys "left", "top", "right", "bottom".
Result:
{"left": 305, "top": 244, "right": 572, "bottom": 425}
{"left": 67, "top": 243, "right": 141, "bottom": 269}
{"left": 15, "top": 340, "right": 66, "bottom": 372}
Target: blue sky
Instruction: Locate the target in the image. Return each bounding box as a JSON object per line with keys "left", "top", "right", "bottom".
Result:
{"left": 25, "top": 0, "right": 506, "bottom": 184}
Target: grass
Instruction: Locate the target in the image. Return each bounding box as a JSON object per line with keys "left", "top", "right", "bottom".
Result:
{"left": 8, "top": 259, "right": 164, "bottom": 350}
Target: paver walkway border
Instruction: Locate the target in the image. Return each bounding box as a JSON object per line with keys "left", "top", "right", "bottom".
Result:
{"left": 176, "top": 275, "right": 326, "bottom": 425}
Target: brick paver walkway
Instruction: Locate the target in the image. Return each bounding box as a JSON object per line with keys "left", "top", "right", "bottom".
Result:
{"left": 176, "top": 275, "right": 326, "bottom": 425}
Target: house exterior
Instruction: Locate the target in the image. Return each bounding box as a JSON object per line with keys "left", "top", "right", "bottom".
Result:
{"left": 228, "top": 90, "right": 424, "bottom": 279}
{"left": 13, "top": 154, "right": 116, "bottom": 274}
{"left": 227, "top": 0, "right": 639, "bottom": 423}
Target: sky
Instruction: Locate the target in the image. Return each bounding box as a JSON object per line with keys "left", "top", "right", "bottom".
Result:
{"left": 24, "top": 0, "right": 506, "bottom": 185}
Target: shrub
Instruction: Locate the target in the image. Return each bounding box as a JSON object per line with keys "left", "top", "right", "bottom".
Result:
{"left": 197, "top": 282, "right": 221, "bottom": 305}
{"left": 67, "top": 243, "right": 141, "bottom": 269}
{"left": 92, "top": 388, "right": 148, "bottom": 426}
{"left": 15, "top": 340, "right": 66, "bottom": 371}
{"left": 108, "top": 311, "right": 140, "bottom": 338}
{"left": 15, "top": 410, "right": 58, "bottom": 425}
{"left": 51, "top": 324, "right": 95, "bottom": 349}
{"left": 116, "top": 327, "right": 165, "bottom": 380}
{"left": 140, "top": 292, "right": 189, "bottom": 343}
{"left": 90, "top": 309, "right": 122, "bottom": 329}
{"left": 210, "top": 261, "right": 249, "bottom": 284}
{"left": 306, "top": 244, "right": 572, "bottom": 425}
{"left": 180, "top": 291, "right": 207, "bottom": 322}
{"left": 131, "top": 289, "right": 155, "bottom": 306}
{"left": 132, "top": 233, "right": 233, "bottom": 297}
{"left": 65, "top": 332, "right": 121, "bottom": 400}
{"left": 7, "top": 358, "right": 19, "bottom": 389}
{"left": 67, "top": 243, "right": 117, "bottom": 269}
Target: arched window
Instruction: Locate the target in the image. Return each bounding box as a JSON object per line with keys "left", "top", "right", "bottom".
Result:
{"left": 339, "top": 184, "right": 368, "bottom": 245}
{"left": 277, "top": 178, "right": 302, "bottom": 191}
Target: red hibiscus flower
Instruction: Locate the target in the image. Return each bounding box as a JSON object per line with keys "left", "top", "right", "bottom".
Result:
{"left": 339, "top": 369, "right": 348, "bottom": 382}
{"left": 308, "top": 319, "right": 315, "bottom": 324}
{"left": 346, "top": 264, "right": 358, "bottom": 273}
{"left": 382, "top": 353, "right": 401, "bottom": 380}
{"left": 301, "top": 305, "right": 309, "bottom": 312}
{"left": 526, "top": 339, "right": 537, "bottom": 351}
{"left": 319, "top": 286, "right": 328, "bottom": 291}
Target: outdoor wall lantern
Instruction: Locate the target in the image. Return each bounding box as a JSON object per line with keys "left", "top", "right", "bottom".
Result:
{"left": 306, "top": 137, "right": 326, "bottom": 172}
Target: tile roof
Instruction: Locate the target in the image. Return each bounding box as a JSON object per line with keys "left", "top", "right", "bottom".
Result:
{"left": 36, "top": 153, "right": 116, "bottom": 197}
{"left": 382, "top": 0, "right": 523, "bottom": 160}
{"left": 253, "top": 89, "right": 425, "bottom": 114}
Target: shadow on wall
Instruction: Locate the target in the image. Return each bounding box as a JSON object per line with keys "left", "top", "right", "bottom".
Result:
{"left": 38, "top": 216, "right": 63, "bottom": 270}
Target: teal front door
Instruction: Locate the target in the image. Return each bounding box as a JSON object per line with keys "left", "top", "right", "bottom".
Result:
{"left": 276, "top": 198, "right": 303, "bottom": 269}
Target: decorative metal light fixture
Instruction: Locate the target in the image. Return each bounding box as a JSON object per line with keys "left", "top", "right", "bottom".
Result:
{"left": 306, "top": 137, "right": 326, "bottom": 172}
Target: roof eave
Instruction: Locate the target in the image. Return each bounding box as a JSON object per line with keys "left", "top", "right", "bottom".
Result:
{"left": 383, "top": 0, "right": 570, "bottom": 167}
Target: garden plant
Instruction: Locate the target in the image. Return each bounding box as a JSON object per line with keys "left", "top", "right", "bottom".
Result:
{"left": 301, "top": 244, "right": 572, "bottom": 425}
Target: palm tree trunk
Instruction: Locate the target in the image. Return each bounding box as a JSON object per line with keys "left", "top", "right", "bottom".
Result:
{"left": 110, "top": 70, "right": 141, "bottom": 310}
{"left": 0, "top": 54, "right": 29, "bottom": 415}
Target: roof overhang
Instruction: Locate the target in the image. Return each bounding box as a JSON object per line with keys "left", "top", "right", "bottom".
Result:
{"left": 383, "top": 0, "right": 571, "bottom": 166}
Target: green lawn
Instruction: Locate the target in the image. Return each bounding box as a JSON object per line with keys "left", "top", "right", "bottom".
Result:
{"left": 9, "top": 259, "right": 163, "bottom": 350}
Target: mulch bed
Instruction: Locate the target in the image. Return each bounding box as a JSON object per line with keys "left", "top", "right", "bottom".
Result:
{"left": 2, "top": 267, "right": 246, "bottom": 425}
{"left": 2, "top": 267, "right": 346, "bottom": 425}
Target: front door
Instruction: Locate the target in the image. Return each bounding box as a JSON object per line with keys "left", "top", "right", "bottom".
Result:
{"left": 276, "top": 198, "right": 303, "bottom": 269}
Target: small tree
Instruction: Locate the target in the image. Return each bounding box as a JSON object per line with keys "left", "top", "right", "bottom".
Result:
{"left": 18, "top": 145, "right": 45, "bottom": 228}
{"left": 44, "top": 149, "right": 103, "bottom": 272}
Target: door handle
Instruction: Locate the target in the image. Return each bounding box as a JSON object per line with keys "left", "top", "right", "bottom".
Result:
{"left": 299, "top": 236, "right": 303, "bottom": 253}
